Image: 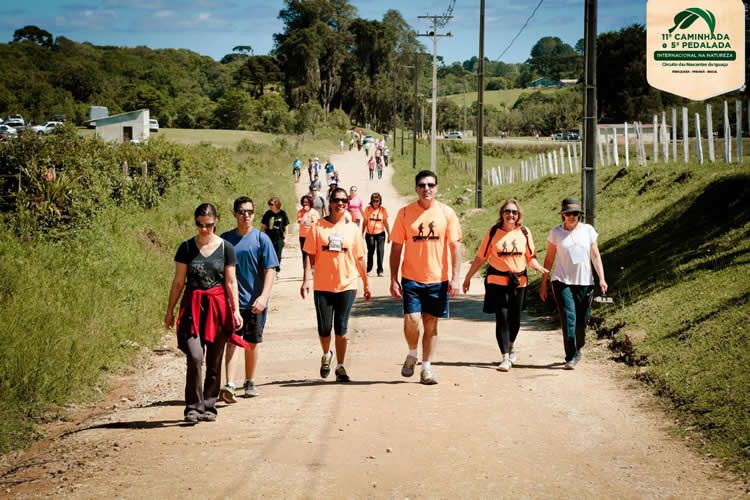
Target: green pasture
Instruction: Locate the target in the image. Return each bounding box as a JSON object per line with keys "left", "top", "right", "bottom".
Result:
{"left": 436, "top": 87, "right": 562, "bottom": 109}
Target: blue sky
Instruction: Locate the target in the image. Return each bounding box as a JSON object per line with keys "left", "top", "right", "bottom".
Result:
{"left": 0, "top": 1, "right": 645, "bottom": 64}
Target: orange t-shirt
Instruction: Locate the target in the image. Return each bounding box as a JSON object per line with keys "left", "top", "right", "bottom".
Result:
{"left": 363, "top": 205, "right": 389, "bottom": 235}
{"left": 303, "top": 217, "right": 365, "bottom": 292}
{"left": 390, "top": 200, "right": 462, "bottom": 284}
{"left": 476, "top": 226, "right": 536, "bottom": 287}
{"left": 297, "top": 208, "right": 320, "bottom": 239}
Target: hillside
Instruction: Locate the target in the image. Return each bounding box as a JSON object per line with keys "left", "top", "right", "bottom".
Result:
{"left": 437, "top": 87, "right": 563, "bottom": 109}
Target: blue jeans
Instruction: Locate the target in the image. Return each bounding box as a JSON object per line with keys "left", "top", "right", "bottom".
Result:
{"left": 551, "top": 281, "right": 593, "bottom": 362}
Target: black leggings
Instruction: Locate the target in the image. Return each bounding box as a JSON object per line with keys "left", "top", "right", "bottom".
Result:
{"left": 299, "top": 237, "right": 307, "bottom": 267}
{"left": 365, "top": 232, "right": 386, "bottom": 274}
{"left": 313, "top": 290, "right": 357, "bottom": 337}
{"left": 490, "top": 285, "right": 525, "bottom": 354}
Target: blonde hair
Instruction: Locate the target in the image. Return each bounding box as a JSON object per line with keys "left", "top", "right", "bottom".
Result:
{"left": 497, "top": 198, "right": 523, "bottom": 228}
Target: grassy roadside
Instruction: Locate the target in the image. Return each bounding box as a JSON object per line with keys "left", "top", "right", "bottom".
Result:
{"left": 0, "top": 128, "right": 342, "bottom": 455}
{"left": 391, "top": 142, "right": 750, "bottom": 477}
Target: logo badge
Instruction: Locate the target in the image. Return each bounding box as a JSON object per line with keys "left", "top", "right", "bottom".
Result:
{"left": 647, "top": 0, "right": 745, "bottom": 100}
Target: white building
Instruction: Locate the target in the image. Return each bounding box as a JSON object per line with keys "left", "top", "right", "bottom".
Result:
{"left": 95, "top": 109, "right": 150, "bottom": 143}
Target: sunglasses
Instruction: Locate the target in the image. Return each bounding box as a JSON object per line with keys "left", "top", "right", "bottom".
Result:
{"left": 503, "top": 209, "right": 519, "bottom": 215}
{"left": 236, "top": 209, "right": 254, "bottom": 216}
{"left": 564, "top": 211, "right": 581, "bottom": 217}
{"left": 332, "top": 198, "right": 349, "bottom": 204}
{"left": 196, "top": 221, "right": 216, "bottom": 229}
{"left": 417, "top": 182, "right": 436, "bottom": 189}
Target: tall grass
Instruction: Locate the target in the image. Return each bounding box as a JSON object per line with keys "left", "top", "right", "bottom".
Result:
{"left": 0, "top": 128, "right": 332, "bottom": 454}
{"left": 391, "top": 143, "right": 750, "bottom": 476}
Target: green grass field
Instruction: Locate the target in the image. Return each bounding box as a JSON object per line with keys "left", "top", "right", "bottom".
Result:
{"left": 436, "top": 87, "right": 563, "bottom": 109}
{"left": 390, "top": 141, "right": 750, "bottom": 478}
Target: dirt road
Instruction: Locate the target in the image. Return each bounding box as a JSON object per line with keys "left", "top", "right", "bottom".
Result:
{"left": 1, "top": 147, "right": 744, "bottom": 498}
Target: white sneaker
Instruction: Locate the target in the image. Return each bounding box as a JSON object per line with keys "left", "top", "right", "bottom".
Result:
{"left": 497, "top": 358, "right": 512, "bottom": 372}
{"left": 508, "top": 350, "right": 517, "bottom": 363}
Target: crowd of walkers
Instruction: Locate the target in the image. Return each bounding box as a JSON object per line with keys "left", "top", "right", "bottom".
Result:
{"left": 165, "top": 164, "right": 607, "bottom": 423}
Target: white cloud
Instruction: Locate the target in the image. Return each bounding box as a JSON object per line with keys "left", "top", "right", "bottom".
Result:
{"left": 55, "top": 9, "right": 119, "bottom": 30}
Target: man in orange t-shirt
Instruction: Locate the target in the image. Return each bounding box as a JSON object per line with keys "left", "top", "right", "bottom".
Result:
{"left": 389, "top": 170, "right": 462, "bottom": 385}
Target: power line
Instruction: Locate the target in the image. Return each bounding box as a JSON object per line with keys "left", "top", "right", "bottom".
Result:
{"left": 436, "top": 0, "right": 456, "bottom": 28}
{"left": 495, "top": 0, "right": 544, "bottom": 61}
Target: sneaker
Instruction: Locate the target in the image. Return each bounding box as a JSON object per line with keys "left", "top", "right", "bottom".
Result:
{"left": 574, "top": 350, "right": 583, "bottom": 362}
{"left": 243, "top": 380, "right": 258, "bottom": 398}
{"left": 219, "top": 384, "right": 238, "bottom": 404}
{"left": 498, "top": 358, "right": 512, "bottom": 372}
{"left": 564, "top": 359, "right": 577, "bottom": 370}
{"left": 335, "top": 366, "right": 350, "bottom": 383}
{"left": 401, "top": 354, "right": 418, "bottom": 377}
{"left": 199, "top": 411, "right": 217, "bottom": 422}
{"left": 184, "top": 410, "right": 201, "bottom": 423}
{"left": 377, "top": 272, "right": 384, "bottom": 277}
{"left": 320, "top": 351, "right": 333, "bottom": 378}
{"left": 508, "top": 350, "right": 517, "bottom": 363}
{"left": 420, "top": 367, "right": 438, "bottom": 385}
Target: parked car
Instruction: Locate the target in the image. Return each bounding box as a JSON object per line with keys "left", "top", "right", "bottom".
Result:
{"left": 0, "top": 124, "right": 18, "bottom": 138}
{"left": 362, "top": 134, "right": 374, "bottom": 144}
{"left": 7, "top": 114, "right": 24, "bottom": 125}
{"left": 31, "top": 121, "right": 64, "bottom": 134}
{"left": 149, "top": 119, "right": 159, "bottom": 132}
{"left": 444, "top": 131, "right": 463, "bottom": 139}
{"left": 4, "top": 119, "right": 26, "bottom": 132}
{"left": 551, "top": 133, "right": 564, "bottom": 141}
{"left": 565, "top": 132, "right": 580, "bottom": 140}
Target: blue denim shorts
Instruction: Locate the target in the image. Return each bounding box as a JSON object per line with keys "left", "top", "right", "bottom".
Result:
{"left": 402, "top": 278, "right": 449, "bottom": 318}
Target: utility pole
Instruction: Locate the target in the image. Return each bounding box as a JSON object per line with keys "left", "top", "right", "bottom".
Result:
{"left": 475, "top": 0, "right": 485, "bottom": 208}
{"left": 418, "top": 16, "right": 453, "bottom": 171}
{"left": 398, "top": 63, "right": 415, "bottom": 157}
{"left": 392, "top": 72, "right": 397, "bottom": 145}
{"left": 413, "top": 53, "right": 419, "bottom": 168}
{"left": 582, "top": 0, "right": 597, "bottom": 226}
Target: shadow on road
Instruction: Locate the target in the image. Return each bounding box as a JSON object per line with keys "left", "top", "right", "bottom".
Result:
{"left": 60, "top": 419, "right": 193, "bottom": 437}
{"left": 261, "top": 378, "right": 409, "bottom": 387}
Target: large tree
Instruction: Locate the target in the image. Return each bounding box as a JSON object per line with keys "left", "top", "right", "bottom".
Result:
{"left": 235, "top": 55, "right": 283, "bottom": 97}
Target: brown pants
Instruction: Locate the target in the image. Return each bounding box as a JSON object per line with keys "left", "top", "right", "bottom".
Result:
{"left": 183, "top": 330, "right": 227, "bottom": 416}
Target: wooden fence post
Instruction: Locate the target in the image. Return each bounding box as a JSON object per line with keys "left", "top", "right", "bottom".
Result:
{"left": 724, "top": 100, "right": 731, "bottom": 163}
{"left": 612, "top": 129, "right": 619, "bottom": 167}
{"left": 604, "top": 129, "right": 611, "bottom": 166}
{"left": 597, "top": 128, "right": 605, "bottom": 168}
{"left": 737, "top": 100, "right": 743, "bottom": 163}
{"left": 122, "top": 161, "right": 128, "bottom": 179}
{"left": 671, "top": 108, "right": 677, "bottom": 161}
{"left": 141, "top": 161, "right": 148, "bottom": 179}
{"left": 695, "top": 113, "right": 703, "bottom": 165}
{"left": 661, "top": 112, "right": 668, "bottom": 163}
{"left": 682, "top": 107, "right": 689, "bottom": 163}
{"left": 624, "top": 122, "right": 629, "bottom": 167}
{"left": 653, "top": 115, "right": 659, "bottom": 163}
{"left": 706, "top": 104, "right": 715, "bottom": 162}
{"left": 566, "top": 143, "right": 573, "bottom": 174}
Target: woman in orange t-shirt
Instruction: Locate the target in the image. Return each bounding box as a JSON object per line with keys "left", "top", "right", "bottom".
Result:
{"left": 296, "top": 194, "right": 320, "bottom": 270}
{"left": 301, "top": 187, "right": 371, "bottom": 382}
{"left": 462, "top": 199, "right": 547, "bottom": 372}
{"left": 361, "top": 192, "right": 390, "bottom": 277}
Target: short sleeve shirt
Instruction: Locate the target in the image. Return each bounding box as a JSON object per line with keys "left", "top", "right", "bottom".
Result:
{"left": 303, "top": 218, "right": 365, "bottom": 293}
{"left": 547, "top": 223, "right": 598, "bottom": 286}
{"left": 261, "top": 210, "right": 289, "bottom": 242}
{"left": 175, "top": 238, "right": 237, "bottom": 291}
{"left": 325, "top": 163, "right": 335, "bottom": 174}
{"left": 347, "top": 196, "right": 363, "bottom": 221}
{"left": 390, "top": 200, "right": 462, "bottom": 284}
{"left": 363, "top": 205, "right": 389, "bottom": 235}
{"left": 476, "top": 226, "right": 536, "bottom": 287}
{"left": 311, "top": 194, "right": 327, "bottom": 217}
{"left": 297, "top": 208, "right": 320, "bottom": 238}
{"left": 220, "top": 228, "right": 279, "bottom": 309}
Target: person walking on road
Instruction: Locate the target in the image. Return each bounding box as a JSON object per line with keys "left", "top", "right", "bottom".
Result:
{"left": 384, "top": 146, "right": 390, "bottom": 167}
{"left": 301, "top": 187, "right": 371, "bottom": 382}
{"left": 390, "top": 170, "right": 462, "bottom": 385}
{"left": 463, "top": 199, "right": 548, "bottom": 372}
{"left": 164, "top": 203, "right": 246, "bottom": 423}
{"left": 297, "top": 194, "right": 320, "bottom": 271}
{"left": 309, "top": 186, "right": 328, "bottom": 218}
{"left": 261, "top": 198, "right": 289, "bottom": 276}
{"left": 307, "top": 158, "right": 314, "bottom": 183}
{"left": 347, "top": 186, "right": 363, "bottom": 227}
{"left": 324, "top": 159, "right": 335, "bottom": 185}
{"left": 362, "top": 193, "right": 390, "bottom": 277}
{"left": 219, "top": 197, "right": 278, "bottom": 402}
{"left": 367, "top": 156, "right": 375, "bottom": 180}
{"left": 292, "top": 157, "right": 302, "bottom": 183}
{"left": 540, "top": 197, "right": 608, "bottom": 370}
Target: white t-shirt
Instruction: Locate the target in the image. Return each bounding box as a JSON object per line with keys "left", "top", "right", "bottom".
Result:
{"left": 547, "top": 223, "right": 598, "bottom": 285}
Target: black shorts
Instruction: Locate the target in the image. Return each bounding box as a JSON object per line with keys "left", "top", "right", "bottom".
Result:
{"left": 239, "top": 308, "right": 267, "bottom": 344}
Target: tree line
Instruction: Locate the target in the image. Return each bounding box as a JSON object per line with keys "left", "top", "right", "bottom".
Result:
{"left": 3, "top": 1, "right": 746, "bottom": 137}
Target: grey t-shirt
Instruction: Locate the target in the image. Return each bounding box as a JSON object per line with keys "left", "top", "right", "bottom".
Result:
{"left": 175, "top": 238, "right": 237, "bottom": 290}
